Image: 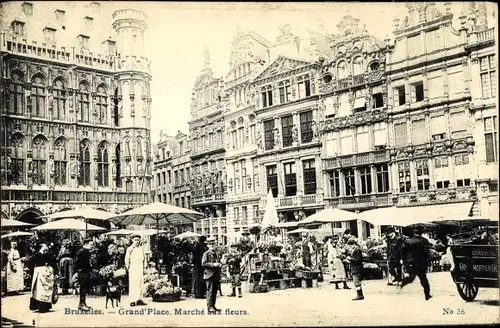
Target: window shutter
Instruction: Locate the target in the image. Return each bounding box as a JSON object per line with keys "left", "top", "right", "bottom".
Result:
{"left": 374, "top": 122, "right": 387, "bottom": 146}
{"left": 450, "top": 112, "right": 466, "bottom": 132}
{"left": 394, "top": 122, "right": 408, "bottom": 147}
{"left": 430, "top": 115, "right": 446, "bottom": 136}
{"left": 411, "top": 119, "right": 426, "bottom": 144}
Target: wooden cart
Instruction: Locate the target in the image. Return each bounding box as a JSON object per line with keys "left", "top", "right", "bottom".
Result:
{"left": 450, "top": 244, "right": 498, "bottom": 302}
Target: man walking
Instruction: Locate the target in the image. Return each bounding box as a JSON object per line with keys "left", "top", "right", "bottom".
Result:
{"left": 202, "top": 237, "right": 221, "bottom": 313}
{"left": 346, "top": 237, "right": 364, "bottom": 301}
{"left": 226, "top": 244, "right": 243, "bottom": 298}
{"left": 400, "top": 225, "right": 432, "bottom": 300}
{"left": 385, "top": 226, "right": 403, "bottom": 286}
{"left": 74, "top": 238, "right": 93, "bottom": 311}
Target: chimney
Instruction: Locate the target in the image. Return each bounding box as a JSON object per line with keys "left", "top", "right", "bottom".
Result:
{"left": 475, "top": 2, "right": 488, "bottom": 31}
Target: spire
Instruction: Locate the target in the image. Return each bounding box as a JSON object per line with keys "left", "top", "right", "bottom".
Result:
{"left": 203, "top": 45, "right": 211, "bottom": 69}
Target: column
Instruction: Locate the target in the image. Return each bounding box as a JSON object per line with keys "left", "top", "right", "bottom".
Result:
{"left": 278, "top": 160, "right": 285, "bottom": 197}
{"left": 354, "top": 168, "right": 360, "bottom": 195}
{"left": 296, "top": 158, "right": 303, "bottom": 195}
{"left": 339, "top": 170, "right": 345, "bottom": 197}
{"left": 293, "top": 112, "right": 300, "bottom": 145}
{"left": 370, "top": 165, "right": 376, "bottom": 194}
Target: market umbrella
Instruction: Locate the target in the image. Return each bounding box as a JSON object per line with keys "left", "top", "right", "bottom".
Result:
{"left": 39, "top": 207, "right": 114, "bottom": 234}
{"left": 298, "top": 208, "right": 357, "bottom": 235}
{"left": 276, "top": 221, "right": 300, "bottom": 228}
{"left": 357, "top": 206, "right": 424, "bottom": 227}
{"left": 103, "top": 229, "right": 136, "bottom": 236}
{"left": 1, "top": 231, "right": 33, "bottom": 239}
{"left": 174, "top": 231, "right": 201, "bottom": 239}
{"left": 261, "top": 189, "right": 279, "bottom": 231}
{"left": 31, "top": 218, "right": 106, "bottom": 231}
{"left": 1, "top": 218, "right": 34, "bottom": 230}
{"left": 287, "top": 227, "right": 318, "bottom": 234}
{"left": 107, "top": 202, "right": 205, "bottom": 234}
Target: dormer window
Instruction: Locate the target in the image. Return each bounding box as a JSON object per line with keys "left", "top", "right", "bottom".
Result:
{"left": 102, "top": 39, "right": 116, "bottom": 54}
{"left": 84, "top": 16, "right": 94, "bottom": 29}
{"left": 261, "top": 85, "right": 273, "bottom": 108}
{"left": 90, "top": 2, "right": 100, "bottom": 13}
{"left": 278, "top": 81, "right": 291, "bottom": 104}
{"left": 11, "top": 20, "right": 25, "bottom": 36}
{"left": 297, "top": 76, "right": 311, "bottom": 99}
{"left": 55, "top": 10, "right": 65, "bottom": 24}
{"left": 22, "top": 2, "right": 33, "bottom": 16}
{"left": 78, "top": 34, "right": 90, "bottom": 50}
{"left": 43, "top": 27, "right": 56, "bottom": 43}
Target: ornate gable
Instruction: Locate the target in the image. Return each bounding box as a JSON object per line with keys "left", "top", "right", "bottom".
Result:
{"left": 253, "top": 55, "right": 314, "bottom": 83}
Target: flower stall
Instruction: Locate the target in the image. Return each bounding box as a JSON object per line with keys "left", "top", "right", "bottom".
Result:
{"left": 144, "top": 271, "right": 182, "bottom": 303}
{"left": 358, "top": 238, "right": 385, "bottom": 280}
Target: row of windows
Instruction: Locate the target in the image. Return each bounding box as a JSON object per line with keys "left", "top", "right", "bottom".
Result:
{"left": 231, "top": 160, "right": 258, "bottom": 194}
{"left": 233, "top": 205, "right": 260, "bottom": 222}
{"left": 263, "top": 110, "right": 314, "bottom": 150}
{"left": 261, "top": 77, "right": 311, "bottom": 108}
{"left": 156, "top": 168, "right": 191, "bottom": 187}
{"left": 266, "top": 159, "right": 317, "bottom": 197}
{"left": 328, "top": 164, "right": 390, "bottom": 197}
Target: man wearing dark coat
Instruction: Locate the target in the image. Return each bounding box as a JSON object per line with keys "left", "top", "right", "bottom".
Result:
{"left": 399, "top": 225, "right": 432, "bottom": 300}
{"left": 385, "top": 226, "right": 403, "bottom": 285}
{"left": 192, "top": 236, "right": 208, "bottom": 299}
{"left": 347, "top": 237, "right": 364, "bottom": 301}
{"left": 74, "top": 239, "right": 93, "bottom": 311}
{"left": 202, "top": 237, "right": 221, "bottom": 313}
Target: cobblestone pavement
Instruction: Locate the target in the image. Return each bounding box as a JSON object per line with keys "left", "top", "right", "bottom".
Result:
{"left": 2, "top": 272, "right": 498, "bottom": 327}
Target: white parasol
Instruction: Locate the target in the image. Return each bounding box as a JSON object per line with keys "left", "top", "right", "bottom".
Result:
{"left": 1, "top": 218, "right": 34, "bottom": 230}
{"left": 31, "top": 218, "right": 106, "bottom": 231}
{"left": 174, "top": 231, "right": 201, "bottom": 239}
{"left": 1, "top": 231, "right": 33, "bottom": 239}
{"left": 261, "top": 189, "right": 279, "bottom": 231}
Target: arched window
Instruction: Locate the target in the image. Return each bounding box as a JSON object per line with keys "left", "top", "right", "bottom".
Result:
{"left": 96, "top": 85, "right": 108, "bottom": 125}
{"left": 32, "top": 135, "right": 47, "bottom": 185}
{"left": 78, "top": 82, "right": 90, "bottom": 122}
{"left": 78, "top": 140, "right": 91, "bottom": 186}
{"left": 53, "top": 79, "right": 66, "bottom": 120}
{"left": 136, "top": 139, "right": 143, "bottom": 157}
{"left": 54, "top": 137, "right": 67, "bottom": 185}
{"left": 97, "top": 142, "right": 109, "bottom": 187}
{"left": 31, "top": 75, "right": 46, "bottom": 118}
{"left": 337, "top": 61, "right": 347, "bottom": 79}
{"left": 125, "top": 140, "right": 131, "bottom": 157}
{"left": 113, "top": 87, "right": 120, "bottom": 127}
{"left": 353, "top": 57, "right": 363, "bottom": 75}
{"left": 9, "top": 72, "right": 24, "bottom": 115}
{"left": 115, "top": 144, "right": 122, "bottom": 188}
{"left": 10, "top": 133, "right": 25, "bottom": 184}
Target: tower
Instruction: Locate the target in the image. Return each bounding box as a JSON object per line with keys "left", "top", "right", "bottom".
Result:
{"left": 112, "top": 9, "right": 152, "bottom": 196}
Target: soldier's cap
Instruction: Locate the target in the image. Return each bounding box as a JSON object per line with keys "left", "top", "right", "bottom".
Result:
{"left": 385, "top": 226, "right": 395, "bottom": 234}
{"left": 206, "top": 237, "right": 216, "bottom": 244}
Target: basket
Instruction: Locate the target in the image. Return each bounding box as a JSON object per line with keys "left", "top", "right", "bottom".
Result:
{"left": 152, "top": 290, "right": 182, "bottom": 302}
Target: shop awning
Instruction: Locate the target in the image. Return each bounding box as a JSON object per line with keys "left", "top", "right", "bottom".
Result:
{"left": 416, "top": 202, "right": 474, "bottom": 224}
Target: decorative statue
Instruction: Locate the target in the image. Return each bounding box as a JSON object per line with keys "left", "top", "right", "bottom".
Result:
{"left": 256, "top": 131, "right": 263, "bottom": 150}
{"left": 254, "top": 173, "right": 259, "bottom": 188}
{"left": 291, "top": 124, "right": 299, "bottom": 144}
{"left": 111, "top": 162, "right": 117, "bottom": 179}
{"left": 137, "top": 162, "right": 144, "bottom": 177}
{"left": 125, "top": 162, "right": 132, "bottom": 176}
{"left": 212, "top": 172, "right": 218, "bottom": 184}
{"left": 70, "top": 157, "right": 79, "bottom": 177}
{"left": 311, "top": 120, "right": 320, "bottom": 141}
{"left": 273, "top": 128, "right": 280, "bottom": 148}
{"left": 48, "top": 157, "right": 55, "bottom": 177}
{"left": 94, "top": 161, "right": 99, "bottom": 179}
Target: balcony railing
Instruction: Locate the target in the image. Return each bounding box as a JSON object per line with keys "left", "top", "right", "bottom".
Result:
{"left": 264, "top": 193, "right": 324, "bottom": 209}
{"left": 472, "top": 27, "right": 495, "bottom": 44}
{"left": 326, "top": 193, "right": 390, "bottom": 209}
{"left": 4, "top": 189, "right": 148, "bottom": 204}
{"left": 320, "top": 71, "right": 384, "bottom": 94}
{"left": 323, "top": 149, "right": 390, "bottom": 170}
{"left": 192, "top": 193, "right": 226, "bottom": 204}
{"left": 225, "top": 72, "right": 252, "bottom": 90}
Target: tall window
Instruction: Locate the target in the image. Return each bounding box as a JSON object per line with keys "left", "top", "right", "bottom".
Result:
{"left": 266, "top": 165, "right": 278, "bottom": 197}
{"left": 97, "top": 142, "right": 109, "bottom": 187}
{"left": 454, "top": 154, "right": 471, "bottom": 188}
{"left": 78, "top": 140, "right": 91, "bottom": 186}
{"left": 356, "top": 125, "right": 370, "bottom": 153}
{"left": 284, "top": 163, "right": 297, "bottom": 196}
{"left": 54, "top": 137, "right": 67, "bottom": 185}
{"left": 261, "top": 85, "right": 273, "bottom": 108}
{"left": 480, "top": 55, "right": 496, "bottom": 99}
{"left": 31, "top": 75, "right": 46, "bottom": 118}
{"left": 278, "top": 81, "right": 291, "bottom": 103}
{"left": 484, "top": 116, "right": 498, "bottom": 163}
{"left": 411, "top": 81, "right": 425, "bottom": 102}
{"left": 373, "top": 122, "right": 387, "bottom": 147}
{"left": 329, "top": 171, "right": 340, "bottom": 197}
{"left": 253, "top": 205, "right": 259, "bottom": 220}
{"left": 416, "top": 159, "right": 430, "bottom": 191}
{"left": 394, "top": 122, "right": 408, "bottom": 147}
{"left": 340, "top": 129, "right": 353, "bottom": 155}
{"left": 398, "top": 161, "right": 411, "bottom": 192}
{"left": 96, "top": 86, "right": 107, "bottom": 125}
{"left": 234, "top": 208, "right": 240, "bottom": 223}
{"left": 411, "top": 119, "right": 426, "bottom": 145}
{"left": 237, "top": 128, "right": 244, "bottom": 148}
{"left": 343, "top": 168, "right": 356, "bottom": 196}
{"left": 10, "top": 133, "right": 25, "bottom": 184}
{"left": 353, "top": 57, "right": 363, "bottom": 75}
{"left": 430, "top": 115, "right": 446, "bottom": 141}
{"left": 32, "top": 136, "right": 47, "bottom": 185}
{"left": 337, "top": 61, "right": 347, "bottom": 79}
{"left": 9, "top": 72, "right": 24, "bottom": 115}
{"left": 300, "top": 111, "right": 313, "bottom": 143}
{"left": 303, "top": 159, "right": 316, "bottom": 195}
{"left": 394, "top": 85, "right": 406, "bottom": 106}
{"left": 297, "top": 77, "right": 311, "bottom": 99}
{"left": 359, "top": 166, "right": 372, "bottom": 195}
{"left": 78, "top": 83, "right": 90, "bottom": 122}
{"left": 281, "top": 115, "right": 293, "bottom": 147}
{"left": 264, "top": 119, "right": 275, "bottom": 150}
{"left": 113, "top": 87, "right": 120, "bottom": 127}
{"left": 375, "top": 164, "right": 389, "bottom": 193}
{"left": 53, "top": 79, "right": 66, "bottom": 120}
{"left": 434, "top": 156, "right": 449, "bottom": 189}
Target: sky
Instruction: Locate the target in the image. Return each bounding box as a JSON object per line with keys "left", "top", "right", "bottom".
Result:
{"left": 114, "top": 2, "right": 491, "bottom": 143}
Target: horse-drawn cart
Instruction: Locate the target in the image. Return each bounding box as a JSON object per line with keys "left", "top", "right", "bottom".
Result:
{"left": 450, "top": 244, "right": 499, "bottom": 302}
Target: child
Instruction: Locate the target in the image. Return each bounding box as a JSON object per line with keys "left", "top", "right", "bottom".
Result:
{"left": 346, "top": 237, "right": 364, "bottom": 301}
{"left": 226, "top": 244, "right": 242, "bottom": 298}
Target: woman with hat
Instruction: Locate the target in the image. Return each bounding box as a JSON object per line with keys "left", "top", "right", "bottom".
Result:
{"left": 325, "top": 236, "right": 350, "bottom": 290}
{"left": 125, "top": 234, "right": 147, "bottom": 307}
{"left": 6, "top": 240, "right": 24, "bottom": 295}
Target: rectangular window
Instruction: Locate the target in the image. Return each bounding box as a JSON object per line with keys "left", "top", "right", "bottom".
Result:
{"left": 434, "top": 156, "right": 449, "bottom": 189}
{"left": 43, "top": 27, "right": 56, "bottom": 43}
{"left": 416, "top": 159, "right": 430, "bottom": 191}
{"left": 343, "top": 168, "right": 356, "bottom": 196}
{"left": 329, "top": 171, "right": 341, "bottom": 197}
{"left": 284, "top": 162, "right": 297, "bottom": 196}
{"left": 430, "top": 115, "right": 446, "bottom": 141}
{"left": 356, "top": 125, "right": 370, "bottom": 153}
{"left": 303, "top": 159, "right": 317, "bottom": 195}
{"left": 395, "top": 86, "right": 406, "bottom": 106}
{"left": 484, "top": 116, "right": 498, "bottom": 163}
{"left": 340, "top": 130, "right": 353, "bottom": 155}
{"left": 411, "top": 119, "right": 426, "bottom": 145}
{"left": 359, "top": 166, "right": 372, "bottom": 195}
{"left": 450, "top": 111, "right": 467, "bottom": 139}
{"left": 394, "top": 122, "right": 408, "bottom": 147}
{"left": 297, "top": 79, "right": 311, "bottom": 99}
{"left": 266, "top": 165, "right": 278, "bottom": 197}
{"left": 11, "top": 21, "right": 25, "bottom": 36}
{"left": 231, "top": 130, "right": 237, "bottom": 149}
{"left": 325, "top": 132, "right": 338, "bottom": 157}
{"left": 234, "top": 207, "right": 240, "bottom": 221}
{"left": 242, "top": 206, "right": 248, "bottom": 219}
{"left": 375, "top": 164, "right": 389, "bottom": 193}
{"left": 279, "top": 83, "right": 292, "bottom": 103}
{"left": 373, "top": 122, "right": 387, "bottom": 147}
{"left": 238, "top": 128, "right": 244, "bottom": 147}
{"left": 300, "top": 110, "right": 313, "bottom": 143}
{"left": 281, "top": 115, "right": 294, "bottom": 147}
{"left": 372, "top": 93, "right": 384, "bottom": 108}
{"left": 55, "top": 9, "right": 65, "bottom": 23}
{"left": 480, "top": 55, "right": 496, "bottom": 99}
{"left": 412, "top": 82, "right": 425, "bottom": 102}
{"left": 78, "top": 35, "right": 90, "bottom": 50}
{"left": 253, "top": 205, "right": 259, "bottom": 220}
{"left": 261, "top": 87, "right": 273, "bottom": 107}
{"left": 398, "top": 161, "right": 411, "bottom": 192}
{"left": 264, "top": 120, "right": 275, "bottom": 151}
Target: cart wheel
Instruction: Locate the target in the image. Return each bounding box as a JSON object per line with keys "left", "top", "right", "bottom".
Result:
{"left": 456, "top": 281, "right": 478, "bottom": 302}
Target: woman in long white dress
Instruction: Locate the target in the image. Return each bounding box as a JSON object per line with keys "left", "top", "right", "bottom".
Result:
{"left": 327, "top": 237, "right": 350, "bottom": 290}
{"left": 7, "top": 241, "right": 24, "bottom": 293}
{"left": 125, "top": 234, "right": 146, "bottom": 307}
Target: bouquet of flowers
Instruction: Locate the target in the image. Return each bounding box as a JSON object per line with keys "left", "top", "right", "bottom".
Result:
{"left": 99, "top": 264, "right": 115, "bottom": 281}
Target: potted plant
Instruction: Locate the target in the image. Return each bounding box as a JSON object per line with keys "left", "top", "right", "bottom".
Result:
{"left": 145, "top": 275, "right": 182, "bottom": 302}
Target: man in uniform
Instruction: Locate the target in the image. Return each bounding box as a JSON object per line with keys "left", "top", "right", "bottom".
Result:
{"left": 74, "top": 238, "right": 93, "bottom": 311}
{"left": 202, "top": 237, "right": 222, "bottom": 313}
{"left": 385, "top": 226, "right": 403, "bottom": 286}
{"left": 399, "top": 225, "right": 432, "bottom": 300}
{"left": 226, "top": 244, "right": 243, "bottom": 298}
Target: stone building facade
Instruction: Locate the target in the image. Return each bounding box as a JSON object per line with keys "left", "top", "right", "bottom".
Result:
{"left": 0, "top": 2, "right": 153, "bottom": 223}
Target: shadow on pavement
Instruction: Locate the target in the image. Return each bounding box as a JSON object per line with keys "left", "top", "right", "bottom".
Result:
{"left": 479, "top": 300, "right": 499, "bottom": 306}
{"left": 2, "top": 317, "right": 34, "bottom": 328}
